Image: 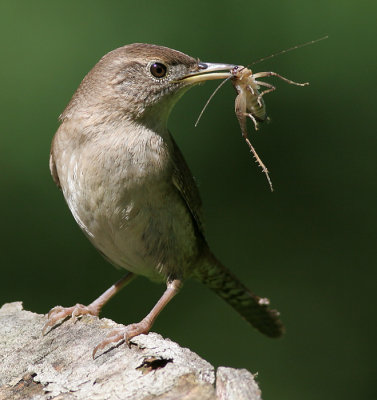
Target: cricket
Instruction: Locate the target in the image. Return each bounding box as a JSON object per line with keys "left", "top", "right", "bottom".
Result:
{"left": 196, "top": 36, "right": 328, "bottom": 191}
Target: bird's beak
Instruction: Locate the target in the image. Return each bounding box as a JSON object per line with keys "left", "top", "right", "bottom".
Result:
{"left": 179, "top": 62, "right": 236, "bottom": 84}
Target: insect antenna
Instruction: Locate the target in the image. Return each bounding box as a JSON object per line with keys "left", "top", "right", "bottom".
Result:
{"left": 248, "top": 35, "right": 328, "bottom": 68}
{"left": 195, "top": 36, "right": 327, "bottom": 126}
{"left": 195, "top": 76, "right": 232, "bottom": 127}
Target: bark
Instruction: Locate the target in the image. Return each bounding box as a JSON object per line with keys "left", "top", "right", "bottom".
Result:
{"left": 0, "top": 302, "right": 262, "bottom": 400}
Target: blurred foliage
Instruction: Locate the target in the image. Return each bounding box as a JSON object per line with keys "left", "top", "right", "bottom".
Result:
{"left": 0, "top": 1, "right": 376, "bottom": 399}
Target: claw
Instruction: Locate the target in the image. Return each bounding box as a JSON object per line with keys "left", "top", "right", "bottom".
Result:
{"left": 92, "top": 328, "right": 126, "bottom": 359}
{"left": 92, "top": 320, "right": 151, "bottom": 359}
{"left": 43, "top": 303, "right": 97, "bottom": 335}
{"left": 47, "top": 305, "right": 63, "bottom": 319}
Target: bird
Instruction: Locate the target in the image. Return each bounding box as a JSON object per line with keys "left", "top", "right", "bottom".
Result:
{"left": 43, "top": 43, "right": 284, "bottom": 357}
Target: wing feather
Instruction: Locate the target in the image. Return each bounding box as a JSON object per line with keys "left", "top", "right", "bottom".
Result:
{"left": 170, "top": 134, "right": 204, "bottom": 235}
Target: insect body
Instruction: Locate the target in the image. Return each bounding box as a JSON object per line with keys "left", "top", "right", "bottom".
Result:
{"left": 231, "top": 66, "right": 308, "bottom": 131}
{"left": 232, "top": 66, "right": 268, "bottom": 131}
{"left": 195, "top": 36, "right": 327, "bottom": 191}
{"left": 231, "top": 66, "right": 309, "bottom": 191}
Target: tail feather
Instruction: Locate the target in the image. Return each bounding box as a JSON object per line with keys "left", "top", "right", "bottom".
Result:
{"left": 194, "top": 250, "right": 284, "bottom": 338}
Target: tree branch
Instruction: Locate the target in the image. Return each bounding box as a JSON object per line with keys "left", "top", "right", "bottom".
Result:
{"left": 0, "top": 302, "right": 262, "bottom": 400}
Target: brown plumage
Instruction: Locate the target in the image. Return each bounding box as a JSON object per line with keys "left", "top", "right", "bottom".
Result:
{"left": 44, "top": 43, "right": 284, "bottom": 357}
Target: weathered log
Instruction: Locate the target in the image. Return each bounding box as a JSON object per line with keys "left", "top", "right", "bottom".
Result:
{"left": 0, "top": 302, "right": 262, "bottom": 400}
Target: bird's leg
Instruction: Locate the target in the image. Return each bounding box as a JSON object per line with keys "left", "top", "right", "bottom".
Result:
{"left": 92, "top": 278, "right": 182, "bottom": 358}
{"left": 43, "top": 272, "right": 135, "bottom": 334}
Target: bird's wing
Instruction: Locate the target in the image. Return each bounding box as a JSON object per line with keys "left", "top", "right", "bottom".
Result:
{"left": 49, "top": 151, "right": 61, "bottom": 188}
{"left": 170, "top": 133, "right": 204, "bottom": 235}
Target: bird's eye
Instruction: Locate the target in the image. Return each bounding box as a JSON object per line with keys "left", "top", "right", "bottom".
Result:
{"left": 150, "top": 62, "right": 167, "bottom": 78}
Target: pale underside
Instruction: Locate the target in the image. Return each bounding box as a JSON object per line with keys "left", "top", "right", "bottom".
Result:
{"left": 51, "top": 118, "right": 202, "bottom": 282}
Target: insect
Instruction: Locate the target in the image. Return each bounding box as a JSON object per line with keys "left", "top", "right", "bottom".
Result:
{"left": 196, "top": 36, "right": 327, "bottom": 191}
{"left": 231, "top": 65, "right": 309, "bottom": 191}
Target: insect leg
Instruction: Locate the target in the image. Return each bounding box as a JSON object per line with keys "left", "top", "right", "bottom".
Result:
{"left": 245, "top": 112, "right": 260, "bottom": 131}
{"left": 254, "top": 81, "right": 276, "bottom": 107}
{"left": 244, "top": 135, "right": 273, "bottom": 191}
{"left": 253, "top": 71, "right": 309, "bottom": 87}
{"left": 246, "top": 85, "right": 256, "bottom": 96}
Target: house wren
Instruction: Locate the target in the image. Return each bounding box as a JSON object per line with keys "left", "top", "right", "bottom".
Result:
{"left": 44, "top": 43, "right": 283, "bottom": 357}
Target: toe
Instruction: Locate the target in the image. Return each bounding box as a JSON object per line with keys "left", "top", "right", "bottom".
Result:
{"left": 92, "top": 328, "right": 125, "bottom": 359}
{"left": 93, "top": 320, "right": 152, "bottom": 357}
{"left": 43, "top": 304, "right": 96, "bottom": 335}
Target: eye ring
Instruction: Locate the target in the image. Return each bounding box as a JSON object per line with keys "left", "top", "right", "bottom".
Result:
{"left": 150, "top": 62, "right": 167, "bottom": 78}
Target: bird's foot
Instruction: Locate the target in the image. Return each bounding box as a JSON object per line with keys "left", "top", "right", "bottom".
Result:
{"left": 92, "top": 318, "right": 151, "bottom": 359}
{"left": 43, "top": 303, "right": 98, "bottom": 335}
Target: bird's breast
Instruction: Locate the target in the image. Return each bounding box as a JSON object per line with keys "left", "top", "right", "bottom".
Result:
{"left": 53, "top": 121, "right": 198, "bottom": 281}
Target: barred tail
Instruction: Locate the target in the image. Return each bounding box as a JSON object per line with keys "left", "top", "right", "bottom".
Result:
{"left": 194, "top": 250, "right": 284, "bottom": 338}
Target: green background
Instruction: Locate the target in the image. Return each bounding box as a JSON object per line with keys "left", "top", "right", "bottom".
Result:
{"left": 1, "top": 1, "right": 375, "bottom": 399}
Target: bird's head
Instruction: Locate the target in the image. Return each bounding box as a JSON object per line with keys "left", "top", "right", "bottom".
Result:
{"left": 60, "top": 43, "right": 235, "bottom": 131}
